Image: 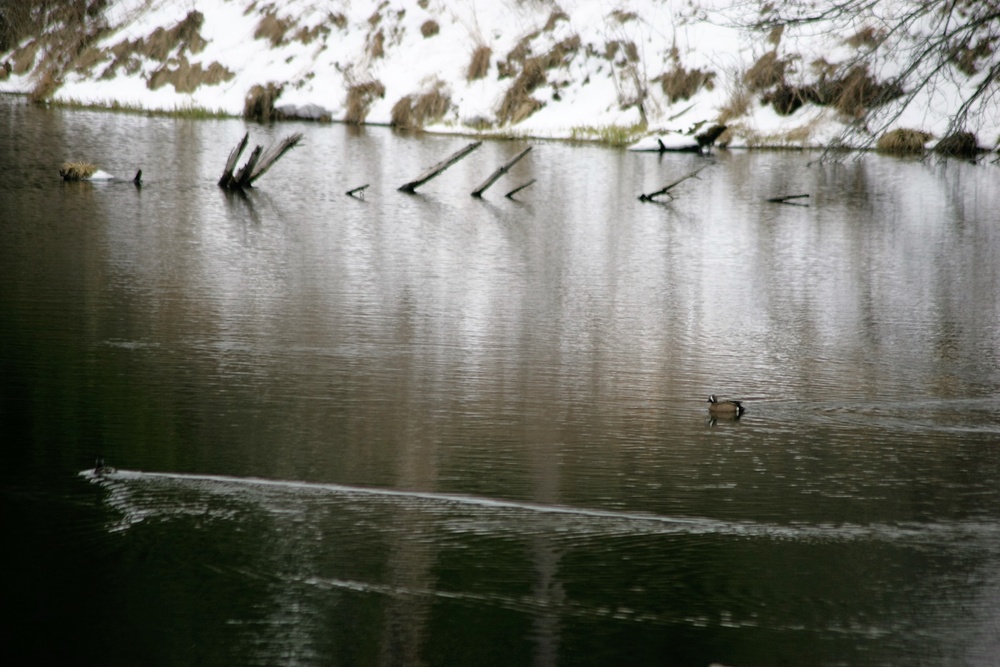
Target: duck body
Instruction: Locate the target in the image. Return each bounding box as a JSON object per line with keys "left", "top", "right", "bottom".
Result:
{"left": 707, "top": 395, "right": 745, "bottom": 417}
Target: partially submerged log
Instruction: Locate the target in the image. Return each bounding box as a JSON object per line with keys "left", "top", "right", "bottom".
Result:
{"left": 638, "top": 166, "right": 710, "bottom": 202}
{"left": 346, "top": 184, "right": 369, "bottom": 199}
{"left": 398, "top": 141, "right": 481, "bottom": 193}
{"left": 767, "top": 193, "right": 810, "bottom": 206}
{"left": 505, "top": 179, "right": 536, "bottom": 199}
{"left": 472, "top": 146, "right": 531, "bottom": 197}
{"left": 219, "top": 132, "right": 303, "bottom": 190}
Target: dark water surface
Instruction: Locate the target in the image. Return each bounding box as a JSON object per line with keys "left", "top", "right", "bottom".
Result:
{"left": 2, "top": 94, "right": 1000, "bottom": 665}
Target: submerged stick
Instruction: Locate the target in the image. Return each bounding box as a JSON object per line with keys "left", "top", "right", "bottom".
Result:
{"left": 472, "top": 146, "right": 532, "bottom": 197}
{"left": 766, "top": 193, "right": 810, "bottom": 205}
{"left": 233, "top": 145, "right": 263, "bottom": 188}
{"left": 398, "top": 141, "right": 481, "bottom": 193}
{"left": 346, "top": 184, "right": 370, "bottom": 199}
{"left": 504, "top": 179, "right": 536, "bottom": 199}
{"left": 248, "top": 133, "right": 303, "bottom": 185}
{"left": 219, "top": 133, "right": 302, "bottom": 190}
{"left": 638, "top": 166, "right": 710, "bottom": 202}
{"left": 218, "top": 132, "right": 250, "bottom": 187}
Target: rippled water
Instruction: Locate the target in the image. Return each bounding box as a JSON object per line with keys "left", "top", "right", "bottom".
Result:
{"left": 3, "top": 94, "right": 1000, "bottom": 665}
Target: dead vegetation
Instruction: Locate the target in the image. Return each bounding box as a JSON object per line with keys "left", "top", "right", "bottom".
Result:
{"left": 467, "top": 45, "right": 491, "bottom": 80}
{"left": 391, "top": 84, "right": 451, "bottom": 129}
{"left": 875, "top": 128, "right": 932, "bottom": 155}
{"left": 345, "top": 80, "right": 386, "bottom": 124}
{"left": 656, "top": 63, "right": 715, "bottom": 104}
{"left": 369, "top": 29, "right": 385, "bottom": 58}
{"left": 149, "top": 58, "right": 234, "bottom": 93}
{"left": 420, "top": 20, "right": 439, "bottom": 38}
{"left": 745, "top": 47, "right": 902, "bottom": 120}
{"left": 934, "top": 131, "right": 979, "bottom": 158}
{"left": 254, "top": 11, "right": 293, "bottom": 47}
{"left": 496, "top": 32, "right": 581, "bottom": 125}
{"left": 243, "top": 82, "right": 283, "bottom": 122}
{"left": 59, "top": 161, "right": 98, "bottom": 180}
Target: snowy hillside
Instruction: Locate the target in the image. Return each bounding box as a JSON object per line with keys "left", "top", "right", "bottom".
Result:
{"left": 1, "top": 0, "right": 996, "bottom": 149}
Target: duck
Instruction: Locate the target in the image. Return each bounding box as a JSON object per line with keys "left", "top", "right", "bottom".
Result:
{"left": 94, "top": 457, "right": 117, "bottom": 476}
{"left": 707, "top": 395, "right": 745, "bottom": 417}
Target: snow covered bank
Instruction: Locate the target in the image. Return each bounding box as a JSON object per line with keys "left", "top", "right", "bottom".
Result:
{"left": 1, "top": 0, "right": 996, "bottom": 150}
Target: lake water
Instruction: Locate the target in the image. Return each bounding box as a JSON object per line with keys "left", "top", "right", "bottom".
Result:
{"left": 2, "top": 93, "right": 1000, "bottom": 666}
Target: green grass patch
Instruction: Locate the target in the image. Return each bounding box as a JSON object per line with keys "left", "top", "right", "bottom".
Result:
{"left": 51, "top": 97, "right": 233, "bottom": 119}
{"left": 569, "top": 123, "right": 646, "bottom": 146}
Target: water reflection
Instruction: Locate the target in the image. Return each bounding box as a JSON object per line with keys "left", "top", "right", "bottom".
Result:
{"left": 4, "top": 95, "right": 1000, "bottom": 665}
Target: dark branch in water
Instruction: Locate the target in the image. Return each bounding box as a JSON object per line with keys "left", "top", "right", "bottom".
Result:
{"left": 767, "top": 193, "right": 810, "bottom": 205}
{"left": 472, "top": 146, "right": 532, "bottom": 198}
{"left": 218, "top": 132, "right": 303, "bottom": 190}
{"left": 505, "top": 178, "right": 536, "bottom": 199}
{"left": 638, "top": 166, "right": 710, "bottom": 202}
{"left": 398, "top": 141, "right": 481, "bottom": 193}
{"left": 346, "top": 184, "right": 370, "bottom": 199}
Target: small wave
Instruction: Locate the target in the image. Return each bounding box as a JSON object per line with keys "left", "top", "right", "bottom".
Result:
{"left": 80, "top": 468, "right": 1000, "bottom": 546}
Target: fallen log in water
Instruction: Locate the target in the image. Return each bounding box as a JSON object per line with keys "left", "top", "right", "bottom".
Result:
{"left": 505, "top": 179, "right": 536, "bottom": 199}
{"left": 398, "top": 141, "right": 481, "bottom": 193}
{"left": 346, "top": 184, "right": 369, "bottom": 199}
{"left": 472, "top": 146, "right": 532, "bottom": 197}
{"left": 638, "top": 166, "right": 710, "bottom": 202}
{"left": 219, "top": 132, "right": 303, "bottom": 190}
{"left": 766, "top": 193, "right": 810, "bottom": 206}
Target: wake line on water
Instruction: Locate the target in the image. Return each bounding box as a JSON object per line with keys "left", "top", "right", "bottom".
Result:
{"left": 80, "top": 469, "right": 1000, "bottom": 545}
{"left": 82, "top": 468, "right": 708, "bottom": 525}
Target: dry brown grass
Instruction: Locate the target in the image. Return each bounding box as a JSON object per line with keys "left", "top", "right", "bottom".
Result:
{"left": 420, "top": 20, "right": 439, "bottom": 38}
{"left": 845, "top": 26, "right": 885, "bottom": 49}
{"left": 143, "top": 11, "right": 206, "bottom": 59}
{"left": 744, "top": 51, "right": 788, "bottom": 92}
{"left": 467, "top": 45, "right": 491, "bottom": 81}
{"left": 29, "top": 67, "right": 60, "bottom": 102}
{"left": 656, "top": 64, "right": 715, "bottom": 103}
{"left": 495, "top": 34, "right": 579, "bottom": 124}
{"left": 875, "top": 128, "right": 932, "bottom": 155}
{"left": 766, "top": 25, "right": 784, "bottom": 47}
{"left": 718, "top": 77, "right": 752, "bottom": 123}
{"left": 244, "top": 82, "right": 283, "bottom": 121}
{"left": 543, "top": 10, "right": 569, "bottom": 32}
{"left": 59, "top": 161, "right": 98, "bottom": 180}
{"left": 820, "top": 64, "right": 900, "bottom": 119}
{"left": 934, "top": 131, "right": 979, "bottom": 158}
{"left": 369, "top": 29, "right": 385, "bottom": 58}
{"left": 345, "top": 80, "right": 385, "bottom": 124}
{"left": 12, "top": 40, "right": 41, "bottom": 75}
{"left": 761, "top": 83, "right": 807, "bottom": 115}
{"left": 331, "top": 13, "right": 347, "bottom": 30}
{"left": 610, "top": 9, "right": 637, "bottom": 23}
{"left": 391, "top": 86, "right": 451, "bottom": 129}
{"left": 149, "top": 57, "right": 234, "bottom": 93}
{"left": 255, "top": 12, "right": 293, "bottom": 47}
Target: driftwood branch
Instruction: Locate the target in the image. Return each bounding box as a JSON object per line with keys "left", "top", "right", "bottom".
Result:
{"left": 638, "top": 166, "right": 710, "bottom": 202}
{"left": 233, "top": 145, "right": 263, "bottom": 187}
{"left": 505, "top": 179, "right": 536, "bottom": 199}
{"left": 346, "top": 184, "right": 369, "bottom": 199}
{"left": 472, "top": 146, "right": 532, "bottom": 197}
{"left": 249, "top": 133, "right": 303, "bottom": 185}
{"left": 218, "top": 132, "right": 302, "bottom": 190}
{"left": 767, "top": 193, "right": 810, "bottom": 205}
{"left": 398, "top": 141, "right": 481, "bottom": 193}
{"left": 218, "top": 132, "right": 250, "bottom": 188}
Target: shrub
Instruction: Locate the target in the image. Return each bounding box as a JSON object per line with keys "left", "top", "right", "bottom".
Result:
{"left": 875, "top": 128, "right": 931, "bottom": 155}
